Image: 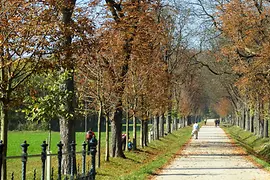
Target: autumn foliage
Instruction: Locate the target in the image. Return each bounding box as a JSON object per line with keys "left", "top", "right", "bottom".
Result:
{"left": 213, "top": 98, "right": 233, "bottom": 118}
{"left": 217, "top": 0, "right": 270, "bottom": 99}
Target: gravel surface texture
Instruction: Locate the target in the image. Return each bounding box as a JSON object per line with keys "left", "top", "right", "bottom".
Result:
{"left": 154, "top": 119, "right": 270, "bottom": 180}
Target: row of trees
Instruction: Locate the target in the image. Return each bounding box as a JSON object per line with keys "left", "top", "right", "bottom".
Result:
{"left": 0, "top": 0, "right": 209, "bottom": 179}
{"left": 192, "top": 0, "right": 270, "bottom": 138}
{"left": 76, "top": 0, "right": 207, "bottom": 165}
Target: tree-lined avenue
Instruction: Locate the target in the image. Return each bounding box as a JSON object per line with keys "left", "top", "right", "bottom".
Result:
{"left": 155, "top": 119, "right": 270, "bottom": 180}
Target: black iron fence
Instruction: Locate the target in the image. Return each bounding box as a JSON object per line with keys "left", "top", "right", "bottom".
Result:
{"left": 0, "top": 137, "right": 97, "bottom": 180}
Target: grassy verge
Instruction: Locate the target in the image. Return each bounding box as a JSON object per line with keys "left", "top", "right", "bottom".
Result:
{"left": 222, "top": 124, "right": 270, "bottom": 171}
{"left": 96, "top": 126, "right": 192, "bottom": 180}
{"left": 5, "top": 125, "right": 192, "bottom": 179}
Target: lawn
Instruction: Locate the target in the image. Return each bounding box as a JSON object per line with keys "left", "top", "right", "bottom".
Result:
{"left": 7, "top": 131, "right": 86, "bottom": 156}
{"left": 5, "top": 125, "right": 192, "bottom": 179}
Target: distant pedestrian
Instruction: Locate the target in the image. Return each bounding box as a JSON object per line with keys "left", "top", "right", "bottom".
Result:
{"left": 191, "top": 121, "right": 200, "bottom": 139}
{"left": 86, "top": 128, "right": 95, "bottom": 155}
{"left": 204, "top": 119, "right": 207, "bottom": 125}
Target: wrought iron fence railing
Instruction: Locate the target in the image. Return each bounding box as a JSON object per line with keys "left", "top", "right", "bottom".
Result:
{"left": 0, "top": 137, "right": 97, "bottom": 180}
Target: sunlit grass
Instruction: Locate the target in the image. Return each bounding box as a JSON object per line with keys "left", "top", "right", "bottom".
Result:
{"left": 97, "top": 126, "right": 192, "bottom": 180}
{"left": 7, "top": 131, "right": 87, "bottom": 156}
{"left": 6, "top": 125, "right": 192, "bottom": 179}
{"left": 222, "top": 124, "right": 270, "bottom": 171}
{"left": 7, "top": 131, "right": 87, "bottom": 179}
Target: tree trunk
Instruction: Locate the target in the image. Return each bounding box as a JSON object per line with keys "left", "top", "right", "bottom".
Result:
{"left": 258, "top": 99, "right": 264, "bottom": 137}
{"left": 242, "top": 107, "right": 246, "bottom": 130}
{"left": 140, "top": 120, "right": 144, "bottom": 148}
{"left": 254, "top": 113, "right": 259, "bottom": 136}
{"left": 155, "top": 115, "right": 159, "bottom": 140}
{"left": 159, "top": 114, "right": 164, "bottom": 137}
{"left": 105, "top": 114, "right": 110, "bottom": 162}
{"left": 59, "top": 73, "right": 76, "bottom": 175}
{"left": 246, "top": 108, "right": 250, "bottom": 131}
{"left": 266, "top": 102, "right": 270, "bottom": 138}
{"left": 250, "top": 113, "right": 254, "bottom": 133}
{"left": 176, "top": 117, "right": 179, "bottom": 130}
{"left": 59, "top": 115, "right": 75, "bottom": 175}
{"left": 0, "top": 101, "right": 8, "bottom": 180}
{"left": 144, "top": 120, "right": 148, "bottom": 146}
{"left": 110, "top": 106, "right": 125, "bottom": 158}
{"left": 259, "top": 120, "right": 264, "bottom": 138}
{"left": 254, "top": 102, "right": 259, "bottom": 135}
{"left": 187, "top": 115, "right": 192, "bottom": 126}
{"left": 263, "top": 102, "right": 268, "bottom": 138}
{"left": 239, "top": 109, "right": 242, "bottom": 129}
{"left": 132, "top": 114, "right": 137, "bottom": 150}
{"left": 264, "top": 119, "right": 268, "bottom": 138}
{"left": 60, "top": 0, "right": 76, "bottom": 174}
{"left": 125, "top": 111, "right": 129, "bottom": 151}
{"left": 183, "top": 116, "right": 186, "bottom": 127}
{"left": 153, "top": 116, "right": 156, "bottom": 140}
{"left": 232, "top": 113, "right": 236, "bottom": 125}
{"left": 174, "top": 117, "right": 178, "bottom": 131}
{"left": 166, "top": 112, "right": 171, "bottom": 134}
{"left": 236, "top": 110, "right": 240, "bottom": 127}
{"left": 97, "top": 102, "right": 102, "bottom": 168}
{"left": 171, "top": 117, "right": 175, "bottom": 131}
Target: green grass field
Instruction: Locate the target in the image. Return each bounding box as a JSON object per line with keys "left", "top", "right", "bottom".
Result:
{"left": 5, "top": 125, "right": 192, "bottom": 179}
{"left": 7, "top": 131, "right": 86, "bottom": 156}
{"left": 6, "top": 131, "right": 86, "bottom": 179}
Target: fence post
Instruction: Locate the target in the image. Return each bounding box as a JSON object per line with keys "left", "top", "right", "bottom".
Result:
{"left": 82, "top": 141, "right": 87, "bottom": 177}
{"left": 46, "top": 150, "right": 52, "bottom": 180}
{"left": 70, "top": 141, "right": 76, "bottom": 180}
{"left": 41, "top": 141, "right": 48, "bottom": 180}
{"left": 0, "top": 140, "right": 4, "bottom": 180}
{"left": 51, "top": 167, "right": 54, "bottom": 180}
{"left": 11, "top": 172, "right": 14, "bottom": 180}
{"left": 33, "top": 169, "right": 36, "bottom": 180}
{"left": 57, "top": 141, "right": 63, "bottom": 180}
{"left": 21, "top": 141, "right": 29, "bottom": 180}
{"left": 89, "top": 137, "right": 97, "bottom": 180}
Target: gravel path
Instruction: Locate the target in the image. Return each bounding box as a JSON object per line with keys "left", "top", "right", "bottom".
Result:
{"left": 154, "top": 119, "right": 270, "bottom": 180}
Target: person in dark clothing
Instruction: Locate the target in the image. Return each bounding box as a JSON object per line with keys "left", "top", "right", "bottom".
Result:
{"left": 128, "top": 139, "right": 133, "bottom": 151}
{"left": 217, "top": 119, "right": 220, "bottom": 126}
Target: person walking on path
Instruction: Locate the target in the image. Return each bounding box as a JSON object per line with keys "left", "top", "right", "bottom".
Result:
{"left": 155, "top": 119, "right": 270, "bottom": 180}
{"left": 191, "top": 121, "right": 199, "bottom": 139}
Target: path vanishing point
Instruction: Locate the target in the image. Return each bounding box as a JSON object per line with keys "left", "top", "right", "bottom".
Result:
{"left": 154, "top": 119, "right": 270, "bottom": 180}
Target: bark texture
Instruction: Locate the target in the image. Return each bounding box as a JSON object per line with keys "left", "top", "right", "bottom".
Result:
{"left": 60, "top": 0, "right": 76, "bottom": 174}
{"left": 110, "top": 106, "right": 125, "bottom": 158}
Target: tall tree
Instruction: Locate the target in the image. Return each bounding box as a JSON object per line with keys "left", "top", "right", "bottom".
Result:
{"left": 57, "top": 0, "right": 77, "bottom": 174}
{"left": 102, "top": 0, "right": 167, "bottom": 157}
{"left": 215, "top": 0, "right": 270, "bottom": 135}
{"left": 0, "top": 1, "right": 56, "bottom": 178}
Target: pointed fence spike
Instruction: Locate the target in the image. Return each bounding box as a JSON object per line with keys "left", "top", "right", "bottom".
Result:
{"left": 51, "top": 167, "right": 54, "bottom": 180}
{"left": 33, "top": 169, "right": 36, "bottom": 180}
{"left": 11, "top": 172, "right": 14, "bottom": 180}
